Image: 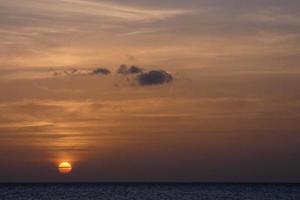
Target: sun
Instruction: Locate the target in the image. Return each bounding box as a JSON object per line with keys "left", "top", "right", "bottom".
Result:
{"left": 58, "top": 162, "right": 72, "bottom": 174}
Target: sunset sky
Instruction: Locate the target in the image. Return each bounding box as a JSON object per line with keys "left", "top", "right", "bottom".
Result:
{"left": 0, "top": 0, "right": 300, "bottom": 182}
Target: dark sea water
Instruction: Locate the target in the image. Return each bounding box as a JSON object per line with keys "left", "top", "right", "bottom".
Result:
{"left": 0, "top": 183, "right": 299, "bottom": 200}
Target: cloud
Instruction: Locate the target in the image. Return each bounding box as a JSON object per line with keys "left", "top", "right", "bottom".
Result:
{"left": 117, "top": 64, "right": 143, "bottom": 75}
{"left": 119, "top": 28, "right": 166, "bottom": 36}
{"left": 3, "top": 0, "right": 195, "bottom": 24}
{"left": 243, "top": 8, "right": 300, "bottom": 25}
{"left": 57, "top": 0, "right": 195, "bottom": 22}
{"left": 90, "top": 68, "right": 111, "bottom": 75}
{"left": 52, "top": 67, "right": 111, "bottom": 77}
{"left": 137, "top": 70, "right": 173, "bottom": 86}
{"left": 53, "top": 68, "right": 88, "bottom": 76}
{"left": 2, "top": 65, "right": 175, "bottom": 87}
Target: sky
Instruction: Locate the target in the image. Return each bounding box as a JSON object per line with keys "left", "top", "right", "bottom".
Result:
{"left": 1, "top": 0, "right": 300, "bottom": 68}
{"left": 0, "top": 0, "right": 300, "bottom": 182}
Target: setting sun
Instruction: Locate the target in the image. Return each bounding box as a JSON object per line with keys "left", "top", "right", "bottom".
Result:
{"left": 58, "top": 162, "right": 72, "bottom": 174}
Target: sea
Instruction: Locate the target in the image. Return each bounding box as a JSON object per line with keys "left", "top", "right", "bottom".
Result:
{"left": 0, "top": 183, "right": 299, "bottom": 200}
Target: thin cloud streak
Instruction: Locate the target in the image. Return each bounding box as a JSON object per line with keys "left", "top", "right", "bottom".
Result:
{"left": 243, "top": 7, "right": 300, "bottom": 25}
{"left": 59, "top": 0, "right": 196, "bottom": 22}
{"left": 119, "top": 28, "right": 166, "bottom": 36}
{"left": 3, "top": 0, "right": 196, "bottom": 23}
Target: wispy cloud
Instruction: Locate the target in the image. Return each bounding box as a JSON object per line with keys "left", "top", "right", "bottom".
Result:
{"left": 254, "top": 31, "right": 300, "bottom": 44}
{"left": 243, "top": 7, "right": 300, "bottom": 25}
{"left": 119, "top": 28, "right": 166, "bottom": 36}
{"left": 3, "top": 0, "right": 195, "bottom": 23}
{"left": 57, "top": 0, "right": 195, "bottom": 22}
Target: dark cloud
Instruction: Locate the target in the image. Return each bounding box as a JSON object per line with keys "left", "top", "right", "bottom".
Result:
{"left": 64, "top": 68, "right": 80, "bottom": 75}
{"left": 90, "top": 68, "right": 111, "bottom": 75}
{"left": 50, "top": 66, "right": 174, "bottom": 86}
{"left": 117, "top": 64, "right": 143, "bottom": 74}
{"left": 52, "top": 68, "right": 83, "bottom": 76}
{"left": 129, "top": 66, "right": 143, "bottom": 74}
{"left": 137, "top": 70, "right": 173, "bottom": 85}
{"left": 52, "top": 67, "right": 111, "bottom": 77}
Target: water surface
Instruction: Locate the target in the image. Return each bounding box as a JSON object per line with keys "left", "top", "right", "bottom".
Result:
{"left": 1, "top": 183, "right": 299, "bottom": 200}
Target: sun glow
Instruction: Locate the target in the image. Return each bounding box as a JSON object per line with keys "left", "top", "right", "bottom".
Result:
{"left": 58, "top": 162, "right": 72, "bottom": 174}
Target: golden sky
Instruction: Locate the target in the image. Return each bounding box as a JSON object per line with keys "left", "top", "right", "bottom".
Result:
{"left": 0, "top": 0, "right": 300, "bottom": 182}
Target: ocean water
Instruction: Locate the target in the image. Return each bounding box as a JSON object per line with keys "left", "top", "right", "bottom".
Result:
{"left": 0, "top": 183, "right": 299, "bottom": 200}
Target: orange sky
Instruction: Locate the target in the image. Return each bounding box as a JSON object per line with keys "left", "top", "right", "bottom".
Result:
{"left": 0, "top": 0, "right": 300, "bottom": 182}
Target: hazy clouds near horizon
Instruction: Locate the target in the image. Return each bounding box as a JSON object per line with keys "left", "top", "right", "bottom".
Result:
{"left": 0, "top": 66, "right": 300, "bottom": 182}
